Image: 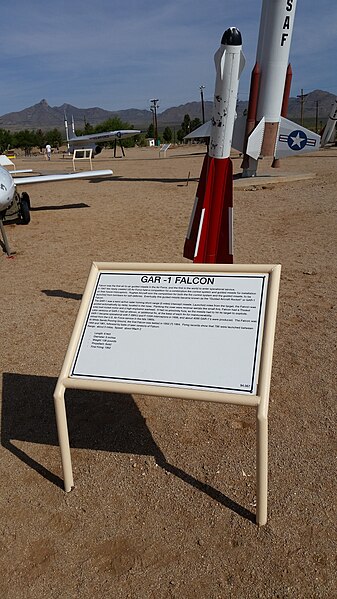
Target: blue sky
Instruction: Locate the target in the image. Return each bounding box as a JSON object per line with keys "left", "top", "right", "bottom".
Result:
{"left": 1, "top": 0, "right": 336, "bottom": 115}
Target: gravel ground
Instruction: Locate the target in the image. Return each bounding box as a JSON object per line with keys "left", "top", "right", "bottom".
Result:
{"left": 0, "top": 145, "right": 336, "bottom": 598}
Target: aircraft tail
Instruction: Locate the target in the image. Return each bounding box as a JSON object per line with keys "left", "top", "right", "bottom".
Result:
{"left": 64, "top": 113, "right": 77, "bottom": 142}
{"left": 64, "top": 113, "right": 70, "bottom": 143}
{"left": 71, "top": 115, "right": 77, "bottom": 137}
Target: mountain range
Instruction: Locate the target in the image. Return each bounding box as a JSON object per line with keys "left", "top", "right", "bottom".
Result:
{"left": 0, "top": 90, "right": 336, "bottom": 132}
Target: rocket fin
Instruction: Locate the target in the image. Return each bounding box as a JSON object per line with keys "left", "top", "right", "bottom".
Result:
{"left": 184, "top": 120, "right": 212, "bottom": 140}
{"left": 238, "top": 50, "right": 246, "bottom": 78}
{"left": 185, "top": 113, "right": 247, "bottom": 151}
{"left": 321, "top": 122, "right": 336, "bottom": 146}
{"left": 231, "top": 115, "right": 247, "bottom": 154}
{"left": 275, "top": 117, "right": 320, "bottom": 158}
{"left": 246, "top": 117, "right": 265, "bottom": 160}
{"left": 320, "top": 99, "right": 337, "bottom": 147}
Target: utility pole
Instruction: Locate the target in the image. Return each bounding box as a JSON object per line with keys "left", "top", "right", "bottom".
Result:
{"left": 150, "top": 99, "right": 159, "bottom": 146}
{"left": 200, "top": 85, "right": 205, "bottom": 123}
{"left": 297, "top": 88, "right": 308, "bottom": 126}
{"left": 315, "top": 100, "right": 319, "bottom": 133}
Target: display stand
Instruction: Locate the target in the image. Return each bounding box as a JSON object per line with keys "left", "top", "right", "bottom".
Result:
{"left": 54, "top": 262, "right": 281, "bottom": 526}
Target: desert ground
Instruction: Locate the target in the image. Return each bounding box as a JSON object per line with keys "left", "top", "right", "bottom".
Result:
{"left": 0, "top": 144, "right": 336, "bottom": 598}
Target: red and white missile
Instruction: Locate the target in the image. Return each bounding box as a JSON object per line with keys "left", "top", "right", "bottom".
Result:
{"left": 183, "top": 27, "right": 245, "bottom": 264}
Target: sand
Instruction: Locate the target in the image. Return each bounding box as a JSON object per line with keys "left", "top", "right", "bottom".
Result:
{"left": 0, "top": 145, "right": 336, "bottom": 598}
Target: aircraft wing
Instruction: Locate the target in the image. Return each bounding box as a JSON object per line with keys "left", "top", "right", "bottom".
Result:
{"left": 69, "top": 130, "right": 141, "bottom": 144}
{"left": 13, "top": 169, "right": 113, "bottom": 186}
{"left": 10, "top": 169, "right": 33, "bottom": 175}
{"left": 184, "top": 117, "right": 247, "bottom": 155}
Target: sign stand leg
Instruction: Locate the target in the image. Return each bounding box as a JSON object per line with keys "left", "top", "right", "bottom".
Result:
{"left": 256, "top": 410, "right": 268, "bottom": 526}
{"left": 53, "top": 384, "right": 74, "bottom": 492}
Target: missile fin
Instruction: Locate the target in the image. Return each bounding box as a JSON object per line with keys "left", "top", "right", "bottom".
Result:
{"left": 246, "top": 117, "right": 265, "bottom": 160}
{"left": 231, "top": 115, "right": 247, "bottom": 154}
{"left": 238, "top": 51, "right": 246, "bottom": 77}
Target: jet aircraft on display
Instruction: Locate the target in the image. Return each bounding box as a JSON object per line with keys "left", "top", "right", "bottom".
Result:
{"left": 0, "top": 163, "right": 113, "bottom": 255}
{"left": 64, "top": 115, "right": 141, "bottom": 155}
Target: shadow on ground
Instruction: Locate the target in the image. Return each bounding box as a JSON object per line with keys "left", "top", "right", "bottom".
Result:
{"left": 30, "top": 202, "right": 90, "bottom": 211}
{"left": 1, "top": 372, "right": 255, "bottom": 523}
{"left": 41, "top": 289, "right": 82, "bottom": 300}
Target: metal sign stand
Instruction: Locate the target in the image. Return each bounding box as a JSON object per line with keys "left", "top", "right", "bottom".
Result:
{"left": 54, "top": 262, "right": 281, "bottom": 526}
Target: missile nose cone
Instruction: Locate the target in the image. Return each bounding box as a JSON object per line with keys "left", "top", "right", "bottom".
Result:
{"left": 221, "top": 27, "right": 242, "bottom": 46}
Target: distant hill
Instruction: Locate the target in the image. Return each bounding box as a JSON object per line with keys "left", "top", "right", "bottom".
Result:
{"left": 0, "top": 91, "right": 336, "bottom": 132}
{"left": 0, "top": 99, "right": 151, "bottom": 132}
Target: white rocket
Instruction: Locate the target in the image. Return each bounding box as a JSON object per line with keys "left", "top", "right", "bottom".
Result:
{"left": 184, "top": 28, "right": 245, "bottom": 263}
{"left": 209, "top": 28, "right": 245, "bottom": 160}
{"left": 185, "top": 0, "right": 321, "bottom": 177}
{"left": 241, "top": 0, "right": 321, "bottom": 176}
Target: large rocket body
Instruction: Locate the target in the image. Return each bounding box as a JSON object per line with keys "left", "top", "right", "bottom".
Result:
{"left": 184, "top": 0, "right": 320, "bottom": 175}
{"left": 255, "top": 0, "right": 298, "bottom": 156}
{"left": 210, "top": 30, "right": 244, "bottom": 159}
{"left": 257, "top": 0, "right": 297, "bottom": 122}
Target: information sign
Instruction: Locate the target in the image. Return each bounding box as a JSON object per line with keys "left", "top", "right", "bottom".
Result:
{"left": 70, "top": 270, "right": 268, "bottom": 395}
{"left": 53, "top": 262, "right": 281, "bottom": 526}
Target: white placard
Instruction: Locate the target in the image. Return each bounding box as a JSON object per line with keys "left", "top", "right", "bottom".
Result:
{"left": 70, "top": 270, "right": 268, "bottom": 395}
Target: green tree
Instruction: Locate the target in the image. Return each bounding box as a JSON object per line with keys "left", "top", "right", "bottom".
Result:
{"left": 181, "top": 114, "right": 191, "bottom": 136}
{"left": 177, "top": 114, "right": 192, "bottom": 143}
{"left": 33, "top": 129, "right": 46, "bottom": 150}
{"left": 94, "top": 116, "right": 132, "bottom": 133}
{"left": 46, "top": 128, "right": 63, "bottom": 148}
{"left": 147, "top": 123, "right": 155, "bottom": 138}
{"left": 177, "top": 129, "right": 184, "bottom": 143}
{"left": 12, "top": 129, "right": 35, "bottom": 150}
{"left": 190, "top": 117, "right": 202, "bottom": 132}
{"left": 0, "top": 129, "right": 13, "bottom": 152}
{"left": 163, "top": 127, "right": 173, "bottom": 143}
{"left": 84, "top": 121, "right": 94, "bottom": 134}
{"left": 138, "top": 134, "right": 148, "bottom": 147}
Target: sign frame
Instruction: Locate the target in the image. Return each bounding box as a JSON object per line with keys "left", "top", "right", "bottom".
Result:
{"left": 54, "top": 262, "right": 281, "bottom": 526}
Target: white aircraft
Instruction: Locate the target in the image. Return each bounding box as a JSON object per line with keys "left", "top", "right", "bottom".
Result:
{"left": 0, "top": 153, "right": 33, "bottom": 174}
{"left": 65, "top": 114, "right": 141, "bottom": 155}
{"left": 0, "top": 164, "right": 113, "bottom": 255}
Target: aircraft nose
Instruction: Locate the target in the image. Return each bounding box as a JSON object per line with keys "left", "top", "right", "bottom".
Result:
{"left": 0, "top": 168, "right": 16, "bottom": 212}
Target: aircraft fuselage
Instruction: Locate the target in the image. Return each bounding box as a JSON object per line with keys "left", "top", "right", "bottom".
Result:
{"left": 0, "top": 166, "right": 16, "bottom": 213}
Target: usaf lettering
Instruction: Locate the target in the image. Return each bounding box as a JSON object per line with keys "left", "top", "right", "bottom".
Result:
{"left": 281, "top": 0, "right": 294, "bottom": 46}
